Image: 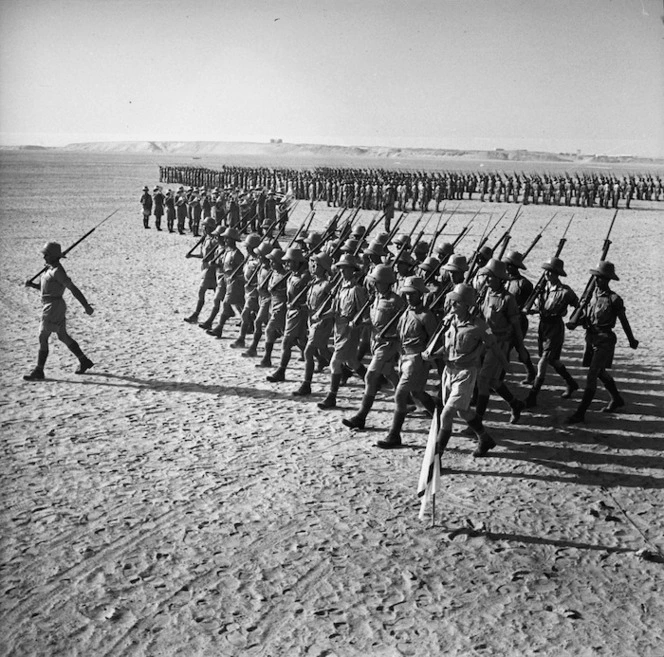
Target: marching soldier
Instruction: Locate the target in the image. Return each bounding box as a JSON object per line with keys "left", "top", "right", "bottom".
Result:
{"left": 342, "top": 264, "right": 404, "bottom": 430}
{"left": 230, "top": 233, "right": 262, "bottom": 349}
{"left": 24, "top": 242, "right": 95, "bottom": 380}
{"left": 566, "top": 261, "right": 638, "bottom": 424}
{"left": 525, "top": 257, "right": 579, "bottom": 407}
{"left": 377, "top": 276, "right": 437, "bottom": 449}
{"left": 266, "top": 247, "right": 312, "bottom": 382}
{"left": 241, "top": 242, "right": 274, "bottom": 358}
{"left": 184, "top": 218, "right": 218, "bottom": 325}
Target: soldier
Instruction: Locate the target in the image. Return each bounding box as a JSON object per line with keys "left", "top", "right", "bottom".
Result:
{"left": 475, "top": 258, "right": 526, "bottom": 425}
{"left": 230, "top": 233, "right": 262, "bottom": 349}
{"left": 423, "top": 283, "right": 510, "bottom": 457}
{"left": 205, "top": 227, "right": 245, "bottom": 338}
{"left": 342, "top": 264, "right": 404, "bottom": 429}
{"left": 153, "top": 186, "right": 164, "bottom": 231}
{"left": 292, "top": 253, "right": 335, "bottom": 397}
{"left": 184, "top": 217, "right": 218, "bottom": 325}
{"left": 256, "top": 248, "right": 289, "bottom": 368}
{"left": 140, "top": 185, "right": 152, "bottom": 229}
{"left": 241, "top": 242, "right": 274, "bottom": 358}
{"left": 377, "top": 276, "right": 437, "bottom": 449}
{"left": 164, "top": 189, "right": 175, "bottom": 233}
{"left": 24, "top": 242, "right": 95, "bottom": 380}
{"left": 502, "top": 250, "right": 537, "bottom": 383}
{"left": 266, "top": 247, "right": 312, "bottom": 382}
{"left": 525, "top": 257, "right": 579, "bottom": 407}
{"left": 566, "top": 261, "right": 638, "bottom": 424}
{"left": 175, "top": 187, "right": 187, "bottom": 235}
{"left": 317, "top": 254, "right": 369, "bottom": 410}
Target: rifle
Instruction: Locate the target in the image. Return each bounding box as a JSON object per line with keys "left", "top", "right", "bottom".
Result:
{"left": 386, "top": 212, "right": 425, "bottom": 263}
{"left": 522, "top": 212, "right": 558, "bottom": 259}
{"left": 287, "top": 209, "right": 315, "bottom": 248}
{"left": 26, "top": 208, "right": 120, "bottom": 286}
{"left": 427, "top": 206, "right": 447, "bottom": 256}
{"left": 428, "top": 202, "right": 462, "bottom": 255}
{"left": 523, "top": 213, "right": 574, "bottom": 314}
{"left": 493, "top": 205, "right": 523, "bottom": 260}
{"left": 464, "top": 212, "right": 504, "bottom": 283}
{"left": 567, "top": 209, "right": 618, "bottom": 329}
{"left": 186, "top": 234, "right": 207, "bottom": 259}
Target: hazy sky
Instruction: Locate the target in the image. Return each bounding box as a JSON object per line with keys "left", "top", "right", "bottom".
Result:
{"left": 1, "top": 0, "right": 663, "bottom": 156}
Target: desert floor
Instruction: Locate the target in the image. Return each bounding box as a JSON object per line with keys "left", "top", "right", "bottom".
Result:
{"left": 1, "top": 151, "right": 663, "bottom": 657}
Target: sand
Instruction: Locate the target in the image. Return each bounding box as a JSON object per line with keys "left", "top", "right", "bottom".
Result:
{"left": 1, "top": 151, "right": 663, "bottom": 656}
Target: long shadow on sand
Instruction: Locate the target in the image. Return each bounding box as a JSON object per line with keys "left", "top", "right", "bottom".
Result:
{"left": 44, "top": 371, "right": 302, "bottom": 401}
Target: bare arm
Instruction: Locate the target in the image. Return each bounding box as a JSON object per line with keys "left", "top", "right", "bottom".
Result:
{"left": 618, "top": 309, "right": 638, "bottom": 349}
{"left": 66, "top": 281, "right": 94, "bottom": 315}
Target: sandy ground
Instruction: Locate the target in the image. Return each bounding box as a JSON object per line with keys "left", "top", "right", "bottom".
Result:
{"left": 1, "top": 152, "right": 664, "bottom": 656}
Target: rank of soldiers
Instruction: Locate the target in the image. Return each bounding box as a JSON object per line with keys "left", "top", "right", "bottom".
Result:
{"left": 179, "top": 202, "right": 638, "bottom": 458}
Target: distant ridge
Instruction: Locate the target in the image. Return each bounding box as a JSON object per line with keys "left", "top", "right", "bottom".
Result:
{"left": 2, "top": 140, "right": 662, "bottom": 165}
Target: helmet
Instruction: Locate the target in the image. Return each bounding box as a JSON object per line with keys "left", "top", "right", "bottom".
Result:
{"left": 370, "top": 264, "right": 396, "bottom": 285}
{"left": 244, "top": 233, "right": 262, "bottom": 249}
{"left": 447, "top": 283, "right": 477, "bottom": 306}
{"left": 401, "top": 276, "right": 427, "bottom": 295}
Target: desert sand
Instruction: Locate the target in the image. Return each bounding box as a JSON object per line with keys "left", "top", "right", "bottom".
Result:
{"left": 1, "top": 150, "right": 663, "bottom": 656}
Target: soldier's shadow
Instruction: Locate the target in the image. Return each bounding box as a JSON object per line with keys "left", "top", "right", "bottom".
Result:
{"left": 48, "top": 371, "right": 298, "bottom": 401}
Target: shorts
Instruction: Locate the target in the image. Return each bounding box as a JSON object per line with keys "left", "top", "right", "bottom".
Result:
{"left": 40, "top": 298, "right": 67, "bottom": 337}
{"left": 477, "top": 340, "right": 510, "bottom": 390}
{"left": 367, "top": 339, "right": 400, "bottom": 376}
{"left": 583, "top": 330, "right": 616, "bottom": 370}
{"left": 442, "top": 364, "right": 478, "bottom": 411}
{"left": 305, "top": 317, "right": 334, "bottom": 352}
{"left": 223, "top": 278, "right": 245, "bottom": 307}
{"left": 396, "top": 353, "right": 429, "bottom": 394}
{"left": 255, "top": 295, "right": 271, "bottom": 325}
{"left": 284, "top": 306, "right": 308, "bottom": 344}
{"left": 538, "top": 317, "right": 565, "bottom": 361}
{"left": 266, "top": 299, "right": 286, "bottom": 337}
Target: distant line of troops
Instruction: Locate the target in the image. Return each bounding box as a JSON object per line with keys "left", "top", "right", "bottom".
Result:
{"left": 159, "top": 165, "right": 663, "bottom": 218}
{"left": 181, "top": 212, "right": 638, "bottom": 456}
{"left": 140, "top": 184, "right": 290, "bottom": 235}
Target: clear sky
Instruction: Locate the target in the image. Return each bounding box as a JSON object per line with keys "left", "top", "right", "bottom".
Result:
{"left": 1, "top": 0, "right": 663, "bottom": 156}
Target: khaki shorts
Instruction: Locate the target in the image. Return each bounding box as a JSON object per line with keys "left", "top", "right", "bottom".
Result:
{"left": 442, "top": 364, "right": 478, "bottom": 411}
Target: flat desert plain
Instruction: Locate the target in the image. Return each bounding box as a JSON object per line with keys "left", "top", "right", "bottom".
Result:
{"left": 1, "top": 151, "right": 664, "bottom": 657}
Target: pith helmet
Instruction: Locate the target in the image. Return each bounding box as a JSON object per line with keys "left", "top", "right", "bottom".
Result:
{"left": 503, "top": 250, "right": 527, "bottom": 270}
{"left": 479, "top": 257, "right": 508, "bottom": 280}
{"left": 401, "top": 276, "right": 427, "bottom": 296}
{"left": 313, "top": 252, "right": 333, "bottom": 272}
{"left": 414, "top": 241, "right": 429, "bottom": 255}
{"left": 590, "top": 260, "right": 619, "bottom": 281}
{"left": 394, "top": 251, "right": 415, "bottom": 266}
{"left": 434, "top": 242, "right": 454, "bottom": 257}
{"left": 336, "top": 254, "right": 360, "bottom": 270}
{"left": 541, "top": 256, "right": 567, "bottom": 277}
{"left": 256, "top": 242, "right": 273, "bottom": 257}
{"left": 304, "top": 231, "right": 322, "bottom": 246}
{"left": 418, "top": 256, "right": 440, "bottom": 273}
{"left": 443, "top": 254, "right": 470, "bottom": 272}
{"left": 283, "top": 247, "right": 306, "bottom": 263}
{"left": 267, "top": 248, "right": 284, "bottom": 263}
{"left": 203, "top": 216, "right": 216, "bottom": 229}
{"left": 41, "top": 242, "right": 64, "bottom": 259}
{"left": 221, "top": 227, "right": 241, "bottom": 242}
{"left": 370, "top": 264, "right": 396, "bottom": 285}
{"left": 244, "top": 233, "right": 262, "bottom": 249}
{"left": 394, "top": 234, "right": 411, "bottom": 247}
{"left": 447, "top": 283, "right": 477, "bottom": 306}
{"left": 478, "top": 245, "right": 494, "bottom": 261}
{"left": 352, "top": 225, "right": 367, "bottom": 238}
{"left": 365, "top": 240, "right": 386, "bottom": 257}
{"left": 341, "top": 239, "right": 361, "bottom": 254}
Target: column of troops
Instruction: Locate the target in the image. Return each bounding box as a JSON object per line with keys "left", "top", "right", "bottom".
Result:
{"left": 181, "top": 208, "right": 638, "bottom": 457}
{"left": 158, "top": 164, "right": 662, "bottom": 218}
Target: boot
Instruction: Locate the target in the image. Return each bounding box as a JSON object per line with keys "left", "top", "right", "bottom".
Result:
{"left": 602, "top": 378, "right": 625, "bottom": 412}
{"left": 495, "top": 383, "right": 524, "bottom": 424}
{"left": 436, "top": 428, "right": 453, "bottom": 460}
{"left": 318, "top": 373, "right": 341, "bottom": 409}
{"left": 292, "top": 381, "right": 311, "bottom": 397}
{"left": 342, "top": 394, "right": 375, "bottom": 430}
{"left": 198, "top": 320, "right": 213, "bottom": 330}
{"left": 24, "top": 349, "right": 48, "bottom": 381}
{"left": 256, "top": 341, "right": 274, "bottom": 368}
{"left": 566, "top": 387, "right": 596, "bottom": 424}
{"left": 184, "top": 313, "right": 199, "bottom": 324}
{"left": 473, "top": 432, "right": 497, "bottom": 458}
{"left": 554, "top": 363, "right": 579, "bottom": 398}
{"left": 475, "top": 394, "right": 490, "bottom": 422}
{"left": 376, "top": 411, "right": 407, "bottom": 449}
{"left": 230, "top": 337, "right": 246, "bottom": 349}
{"left": 75, "top": 356, "right": 94, "bottom": 375}
{"left": 521, "top": 354, "right": 537, "bottom": 385}
{"left": 266, "top": 367, "right": 286, "bottom": 383}
{"left": 525, "top": 377, "right": 543, "bottom": 408}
